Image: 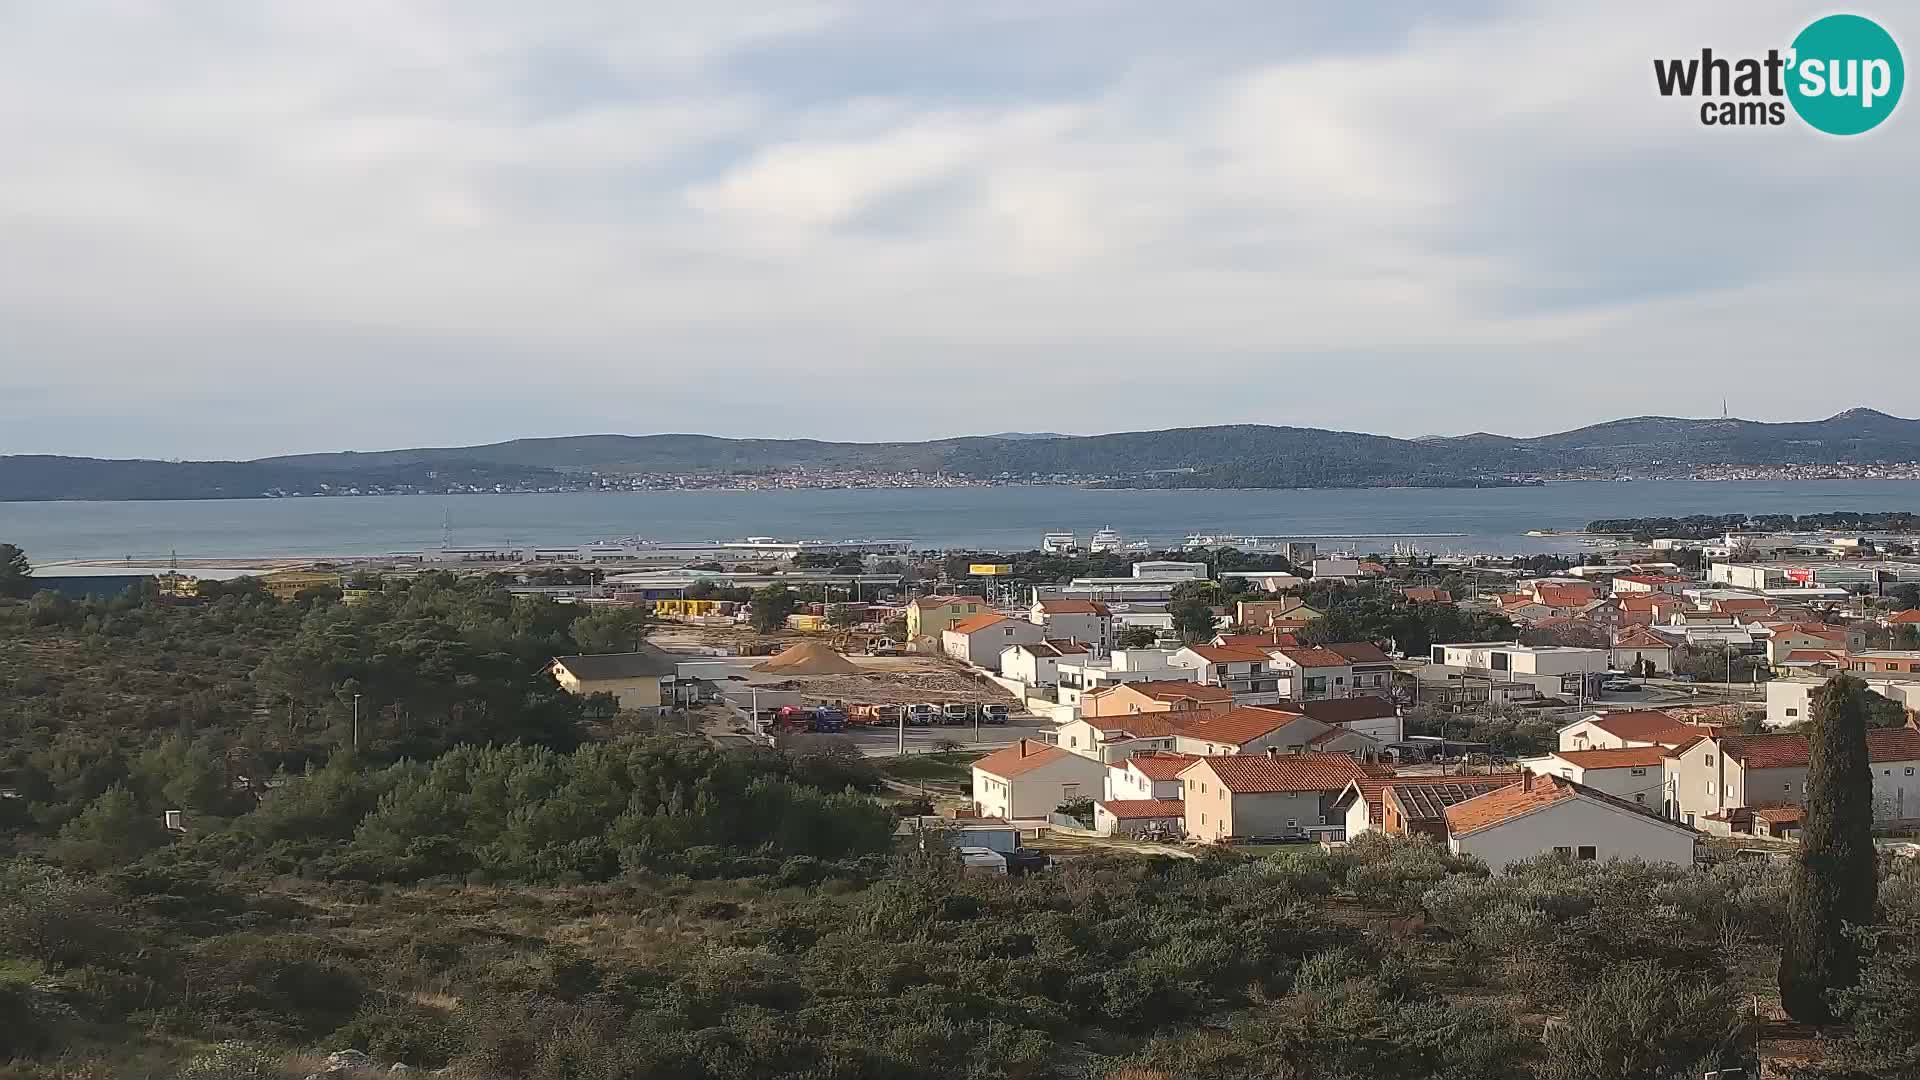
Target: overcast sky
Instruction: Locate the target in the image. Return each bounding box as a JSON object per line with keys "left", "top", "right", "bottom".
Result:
{"left": 1, "top": 2, "right": 1914, "bottom": 459}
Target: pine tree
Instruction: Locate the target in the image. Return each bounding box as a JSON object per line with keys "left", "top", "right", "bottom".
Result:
{"left": 1779, "top": 673, "right": 1879, "bottom": 1023}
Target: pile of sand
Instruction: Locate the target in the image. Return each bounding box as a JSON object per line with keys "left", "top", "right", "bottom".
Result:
{"left": 752, "top": 641, "right": 862, "bottom": 675}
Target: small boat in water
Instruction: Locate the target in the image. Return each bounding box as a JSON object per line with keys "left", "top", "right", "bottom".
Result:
{"left": 1089, "top": 526, "right": 1121, "bottom": 553}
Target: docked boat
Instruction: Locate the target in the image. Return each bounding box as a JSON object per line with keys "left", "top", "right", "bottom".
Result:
{"left": 1041, "top": 531, "right": 1078, "bottom": 554}
{"left": 1089, "top": 526, "right": 1122, "bottom": 553}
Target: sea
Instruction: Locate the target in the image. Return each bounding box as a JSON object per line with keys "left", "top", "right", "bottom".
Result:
{"left": 5, "top": 480, "right": 1920, "bottom": 565}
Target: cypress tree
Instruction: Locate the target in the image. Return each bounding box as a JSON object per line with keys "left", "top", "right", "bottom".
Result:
{"left": 1778, "top": 673, "right": 1879, "bottom": 1023}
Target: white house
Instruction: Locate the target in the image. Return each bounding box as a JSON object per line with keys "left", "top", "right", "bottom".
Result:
{"left": 1055, "top": 712, "right": 1189, "bottom": 763}
{"left": 1295, "top": 696, "right": 1404, "bottom": 744}
{"left": 1171, "top": 645, "right": 1284, "bottom": 705}
{"left": 1767, "top": 676, "right": 1920, "bottom": 729}
{"left": 1556, "top": 710, "right": 1706, "bottom": 752}
{"left": 943, "top": 613, "right": 1046, "bottom": 667}
{"left": 1104, "top": 750, "right": 1200, "bottom": 802}
{"left": 999, "top": 640, "right": 1092, "bottom": 688}
{"left": 1030, "top": 598, "right": 1114, "bottom": 652}
{"left": 971, "top": 739, "right": 1108, "bottom": 820}
{"left": 1054, "top": 649, "right": 1194, "bottom": 706}
{"left": 1092, "top": 798, "right": 1187, "bottom": 837}
{"left": 1442, "top": 772, "right": 1699, "bottom": 873}
{"left": 1609, "top": 626, "right": 1676, "bottom": 675}
{"left": 1518, "top": 746, "right": 1671, "bottom": 814}
{"left": 1322, "top": 641, "right": 1394, "bottom": 695}
{"left": 1266, "top": 646, "right": 1357, "bottom": 700}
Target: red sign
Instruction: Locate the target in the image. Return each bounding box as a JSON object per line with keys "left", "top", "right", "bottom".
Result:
{"left": 1786, "top": 568, "right": 1813, "bottom": 584}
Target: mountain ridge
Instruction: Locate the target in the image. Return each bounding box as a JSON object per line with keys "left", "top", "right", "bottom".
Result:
{"left": 4, "top": 410, "right": 1917, "bottom": 501}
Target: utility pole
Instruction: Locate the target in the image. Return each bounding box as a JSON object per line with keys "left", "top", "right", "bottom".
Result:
{"left": 897, "top": 705, "right": 906, "bottom": 756}
{"left": 351, "top": 693, "right": 362, "bottom": 752}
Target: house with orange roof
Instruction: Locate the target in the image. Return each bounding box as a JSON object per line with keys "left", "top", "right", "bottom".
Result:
{"left": 906, "top": 594, "right": 989, "bottom": 640}
{"left": 1104, "top": 750, "right": 1203, "bottom": 802}
{"left": 942, "top": 612, "right": 1045, "bottom": 667}
{"left": 1055, "top": 710, "right": 1190, "bottom": 763}
{"left": 1172, "top": 706, "right": 1379, "bottom": 759}
{"left": 1884, "top": 608, "right": 1920, "bottom": 628}
{"left": 1235, "top": 598, "right": 1321, "bottom": 629}
{"left": 1332, "top": 775, "right": 1523, "bottom": 841}
{"left": 1669, "top": 723, "right": 1920, "bottom": 827}
{"left": 1029, "top": 597, "right": 1114, "bottom": 652}
{"left": 1079, "top": 679, "right": 1230, "bottom": 718}
{"left": 1266, "top": 645, "right": 1358, "bottom": 701}
{"left": 1520, "top": 745, "right": 1673, "bottom": 815}
{"left": 971, "top": 739, "right": 1107, "bottom": 820}
{"left": 1442, "top": 771, "right": 1698, "bottom": 872}
{"left": 1761, "top": 622, "right": 1850, "bottom": 669}
{"left": 1402, "top": 587, "right": 1453, "bottom": 605}
{"left": 1612, "top": 574, "right": 1692, "bottom": 596}
{"left": 1615, "top": 592, "right": 1684, "bottom": 627}
{"left": 1320, "top": 641, "right": 1395, "bottom": 694}
{"left": 1179, "top": 752, "right": 1370, "bottom": 843}
{"left": 998, "top": 639, "right": 1091, "bottom": 687}
{"left": 1171, "top": 644, "right": 1287, "bottom": 705}
{"left": 1214, "top": 631, "right": 1301, "bottom": 650}
{"left": 1294, "top": 695, "right": 1404, "bottom": 743}
{"left": 1610, "top": 625, "right": 1676, "bottom": 675}
{"left": 1556, "top": 710, "right": 1708, "bottom": 752}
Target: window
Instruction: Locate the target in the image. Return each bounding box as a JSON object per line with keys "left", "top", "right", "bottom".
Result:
{"left": 1786, "top": 708, "right": 1798, "bottom": 717}
{"left": 1634, "top": 793, "right": 1646, "bottom": 804}
{"left": 1200, "top": 813, "right": 1207, "bottom": 825}
{"left": 1577, "top": 846, "right": 1597, "bottom": 861}
{"left": 1069, "top": 736, "right": 1078, "bottom": 748}
{"left": 1335, "top": 676, "right": 1344, "bottom": 685}
{"left": 1218, "top": 789, "right": 1224, "bottom": 801}
{"left": 1286, "top": 819, "right": 1297, "bottom": 829}
{"left": 1705, "top": 781, "right": 1714, "bottom": 794}
{"left": 1318, "top": 815, "right": 1328, "bottom": 825}
{"left": 1630, "top": 767, "right": 1647, "bottom": 776}
{"left": 1061, "top": 784, "right": 1079, "bottom": 800}
{"left": 1907, "top": 768, "right": 1916, "bottom": 777}
{"left": 1553, "top": 845, "right": 1572, "bottom": 856}
{"left": 1685, "top": 813, "right": 1695, "bottom": 826}
{"left": 1704, "top": 754, "right": 1714, "bottom": 766}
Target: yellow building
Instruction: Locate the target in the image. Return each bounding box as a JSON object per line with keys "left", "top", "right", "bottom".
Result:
{"left": 906, "top": 594, "right": 990, "bottom": 640}
{"left": 261, "top": 570, "right": 343, "bottom": 602}
{"left": 548, "top": 645, "right": 680, "bottom": 714}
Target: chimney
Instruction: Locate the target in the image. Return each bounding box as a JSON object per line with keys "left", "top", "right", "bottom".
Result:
{"left": 1265, "top": 745, "right": 1280, "bottom": 758}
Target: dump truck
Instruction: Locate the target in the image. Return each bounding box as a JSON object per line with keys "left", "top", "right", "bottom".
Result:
{"left": 850, "top": 703, "right": 901, "bottom": 726}
{"left": 979, "top": 703, "right": 1010, "bottom": 725}
{"left": 942, "top": 702, "right": 975, "bottom": 726}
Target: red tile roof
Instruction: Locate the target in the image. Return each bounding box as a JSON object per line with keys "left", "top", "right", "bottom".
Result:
{"left": 1081, "top": 712, "right": 1190, "bottom": 738}
{"left": 1710, "top": 729, "right": 1920, "bottom": 769}
{"left": 1121, "top": 679, "right": 1233, "bottom": 703}
{"left": 1443, "top": 771, "right": 1661, "bottom": 837}
{"left": 1125, "top": 751, "right": 1203, "bottom": 780}
{"left": 1323, "top": 641, "right": 1393, "bottom": 665}
{"left": 1782, "top": 649, "right": 1847, "bottom": 664}
{"left": 1552, "top": 746, "right": 1671, "bottom": 769}
{"left": 1037, "top": 599, "right": 1112, "bottom": 616}
{"left": 1535, "top": 584, "right": 1599, "bottom": 608}
{"left": 1177, "top": 707, "right": 1305, "bottom": 746}
{"left": 1187, "top": 753, "right": 1368, "bottom": 794}
{"left": 1579, "top": 710, "right": 1682, "bottom": 741}
{"left": 1402, "top": 587, "right": 1452, "bottom": 604}
{"left": 1713, "top": 598, "right": 1776, "bottom": 614}
{"left": 1273, "top": 646, "right": 1352, "bottom": 669}
{"left": 1768, "top": 622, "right": 1845, "bottom": 638}
{"left": 1216, "top": 633, "right": 1300, "bottom": 648}
{"left": 972, "top": 739, "right": 1077, "bottom": 779}
{"left": 1386, "top": 776, "right": 1526, "bottom": 822}
{"left": 1096, "top": 798, "right": 1186, "bottom": 820}
{"left": 948, "top": 613, "right": 1010, "bottom": 635}
{"left": 1889, "top": 609, "right": 1920, "bottom": 625}
{"left": 1612, "top": 626, "right": 1673, "bottom": 649}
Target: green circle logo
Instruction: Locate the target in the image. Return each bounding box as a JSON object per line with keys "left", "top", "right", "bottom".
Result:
{"left": 1787, "top": 14, "right": 1903, "bottom": 134}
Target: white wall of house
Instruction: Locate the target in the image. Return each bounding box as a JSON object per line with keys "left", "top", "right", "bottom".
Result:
{"left": 1534, "top": 756, "right": 1667, "bottom": 810}
{"left": 1033, "top": 610, "right": 1111, "bottom": 651}
{"left": 1611, "top": 646, "right": 1673, "bottom": 674}
{"left": 1000, "top": 645, "right": 1065, "bottom": 687}
{"left": 1448, "top": 796, "right": 1696, "bottom": 873}
{"left": 1345, "top": 796, "right": 1376, "bottom": 839}
{"left": 973, "top": 755, "right": 1107, "bottom": 820}
{"left": 944, "top": 620, "right": 1045, "bottom": 667}
{"left": 1055, "top": 720, "right": 1178, "bottom": 764}
{"left": 1104, "top": 763, "right": 1182, "bottom": 802}
{"left": 1765, "top": 681, "right": 1816, "bottom": 729}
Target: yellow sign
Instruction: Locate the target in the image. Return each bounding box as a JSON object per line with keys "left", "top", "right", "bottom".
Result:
{"left": 969, "top": 563, "right": 1013, "bottom": 576}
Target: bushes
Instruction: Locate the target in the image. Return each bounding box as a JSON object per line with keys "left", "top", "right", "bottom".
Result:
{"left": 1342, "top": 833, "right": 1484, "bottom": 912}
{"left": 177, "top": 1041, "right": 280, "bottom": 1080}
{"left": 1539, "top": 961, "right": 1751, "bottom": 1080}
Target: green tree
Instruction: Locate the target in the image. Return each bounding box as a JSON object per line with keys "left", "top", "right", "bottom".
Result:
{"left": 750, "top": 584, "right": 800, "bottom": 634}
{"left": 1780, "top": 674, "right": 1879, "bottom": 1024}
{"left": 1116, "top": 625, "right": 1160, "bottom": 649}
{"left": 1172, "top": 596, "right": 1217, "bottom": 645}
{"left": 826, "top": 603, "right": 858, "bottom": 628}
{"left": 569, "top": 607, "right": 649, "bottom": 654}
{"left": 0, "top": 543, "right": 31, "bottom": 599}
{"left": 47, "top": 785, "right": 168, "bottom": 872}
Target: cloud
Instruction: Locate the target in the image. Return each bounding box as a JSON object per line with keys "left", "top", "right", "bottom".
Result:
{"left": 0, "top": 1, "right": 1914, "bottom": 457}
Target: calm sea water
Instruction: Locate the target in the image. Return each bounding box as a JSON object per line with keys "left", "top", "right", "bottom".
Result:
{"left": 4, "top": 480, "right": 1920, "bottom": 563}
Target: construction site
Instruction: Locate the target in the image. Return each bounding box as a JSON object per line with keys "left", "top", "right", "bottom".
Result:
{"left": 658, "top": 629, "right": 1017, "bottom": 709}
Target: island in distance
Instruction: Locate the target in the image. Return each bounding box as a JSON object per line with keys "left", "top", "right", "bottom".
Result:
{"left": 5, "top": 408, "right": 1920, "bottom": 501}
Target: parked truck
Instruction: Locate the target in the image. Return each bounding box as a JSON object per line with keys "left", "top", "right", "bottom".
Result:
{"left": 979, "top": 703, "right": 1010, "bottom": 725}
{"left": 942, "top": 702, "right": 975, "bottom": 726}
{"left": 906, "top": 703, "right": 939, "bottom": 727}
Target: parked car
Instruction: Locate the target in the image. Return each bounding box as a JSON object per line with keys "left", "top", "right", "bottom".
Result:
{"left": 980, "top": 703, "right": 1010, "bottom": 725}
{"left": 942, "top": 702, "right": 975, "bottom": 726}
{"left": 1670, "top": 673, "right": 1696, "bottom": 683}
{"left": 1601, "top": 679, "right": 1637, "bottom": 692}
{"left": 906, "top": 702, "right": 939, "bottom": 727}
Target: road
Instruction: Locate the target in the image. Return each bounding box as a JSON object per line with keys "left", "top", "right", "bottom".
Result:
{"left": 841, "top": 714, "right": 1055, "bottom": 757}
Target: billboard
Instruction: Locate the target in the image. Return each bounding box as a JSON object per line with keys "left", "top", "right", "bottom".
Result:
{"left": 969, "top": 563, "right": 1014, "bottom": 576}
{"left": 1786, "top": 567, "right": 1814, "bottom": 584}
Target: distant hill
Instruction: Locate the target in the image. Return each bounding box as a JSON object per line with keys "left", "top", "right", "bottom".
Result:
{"left": 5, "top": 410, "right": 1919, "bottom": 501}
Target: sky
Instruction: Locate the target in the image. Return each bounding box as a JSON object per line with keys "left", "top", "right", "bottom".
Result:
{"left": 1, "top": 1, "right": 1915, "bottom": 459}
